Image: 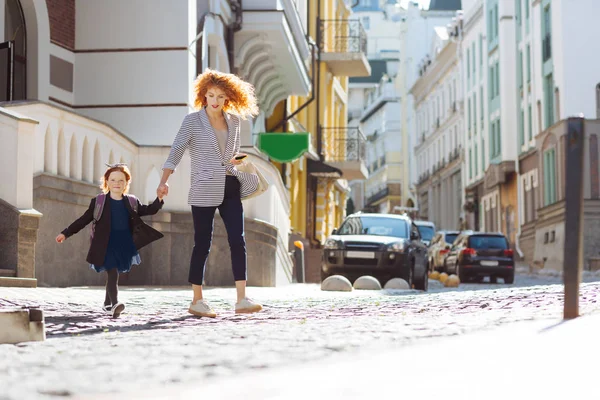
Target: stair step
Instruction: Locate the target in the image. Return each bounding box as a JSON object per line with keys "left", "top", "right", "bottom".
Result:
{"left": 0, "top": 269, "right": 16, "bottom": 277}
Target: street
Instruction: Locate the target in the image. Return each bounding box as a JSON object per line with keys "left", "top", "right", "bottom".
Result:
{"left": 1, "top": 271, "right": 600, "bottom": 399}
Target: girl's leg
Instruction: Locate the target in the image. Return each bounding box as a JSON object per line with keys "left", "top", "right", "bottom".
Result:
{"left": 104, "top": 274, "right": 112, "bottom": 308}
{"left": 192, "top": 284, "right": 203, "bottom": 304}
{"left": 106, "top": 268, "right": 119, "bottom": 305}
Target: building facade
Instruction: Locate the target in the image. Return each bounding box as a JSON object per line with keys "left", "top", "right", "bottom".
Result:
{"left": 412, "top": 19, "right": 465, "bottom": 230}
{"left": 0, "top": 0, "right": 314, "bottom": 287}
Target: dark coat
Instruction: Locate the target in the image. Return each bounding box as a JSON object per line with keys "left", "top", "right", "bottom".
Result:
{"left": 61, "top": 195, "right": 164, "bottom": 266}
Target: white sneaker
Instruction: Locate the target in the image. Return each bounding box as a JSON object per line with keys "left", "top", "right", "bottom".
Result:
{"left": 188, "top": 299, "right": 217, "bottom": 318}
{"left": 102, "top": 304, "right": 112, "bottom": 313}
{"left": 235, "top": 298, "right": 262, "bottom": 314}
{"left": 111, "top": 302, "right": 125, "bottom": 318}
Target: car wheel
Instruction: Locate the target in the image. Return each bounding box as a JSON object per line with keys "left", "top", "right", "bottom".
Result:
{"left": 504, "top": 273, "right": 514, "bottom": 284}
{"left": 457, "top": 262, "right": 467, "bottom": 282}
{"left": 413, "top": 263, "right": 428, "bottom": 292}
{"left": 490, "top": 276, "right": 498, "bottom": 284}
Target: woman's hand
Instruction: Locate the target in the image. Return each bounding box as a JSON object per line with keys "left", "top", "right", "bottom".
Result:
{"left": 230, "top": 153, "right": 247, "bottom": 166}
{"left": 157, "top": 183, "right": 169, "bottom": 199}
{"left": 56, "top": 234, "right": 66, "bottom": 243}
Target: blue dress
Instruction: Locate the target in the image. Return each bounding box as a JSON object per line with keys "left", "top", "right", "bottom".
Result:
{"left": 91, "top": 197, "right": 141, "bottom": 273}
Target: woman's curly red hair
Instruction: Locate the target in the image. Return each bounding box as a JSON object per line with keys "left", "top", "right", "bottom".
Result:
{"left": 193, "top": 69, "right": 259, "bottom": 119}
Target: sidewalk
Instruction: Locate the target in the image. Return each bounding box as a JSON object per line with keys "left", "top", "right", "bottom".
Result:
{"left": 82, "top": 312, "right": 600, "bottom": 400}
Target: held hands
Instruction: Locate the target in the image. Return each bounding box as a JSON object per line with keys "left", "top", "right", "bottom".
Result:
{"left": 156, "top": 183, "right": 169, "bottom": 200}
{"left": 56, "top": 234, "right": 66, "bottom": 243}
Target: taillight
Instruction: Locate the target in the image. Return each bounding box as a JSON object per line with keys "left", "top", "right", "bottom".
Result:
{"left": 504, "top": 249, "right": 514, "bottom": 257}
{"left": 440, "top": 249, "right": 449, "bottom": 255}
{"left": 462, "top": 248, "right": 477, "bottom": 256}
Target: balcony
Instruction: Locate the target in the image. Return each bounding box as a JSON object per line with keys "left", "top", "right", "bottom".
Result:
{"left": 542, "top": 34, "right": 552, "bottom": 62}
{"left": 321, "top": 126, "right": 368, "bottom": 180}
{"left": 319, "top": 19, "right": 371, "bottom": 77}
{"left": 366, "top": 186, "right": 390, "bottom": 206}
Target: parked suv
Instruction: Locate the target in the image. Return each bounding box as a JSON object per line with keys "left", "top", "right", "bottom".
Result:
{"left": 443, "top": 232, "right": 515, "bottom": 284}
{"left": 413, "top": 220, "right": 436, "bottom": 247}
{"left": 427, "top": 230, "right": 461, "bottom": 272}
{"left": 321, "top": 213, "right": 429, "bottom": 290}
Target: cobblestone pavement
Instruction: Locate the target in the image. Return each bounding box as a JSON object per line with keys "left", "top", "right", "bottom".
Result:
{"left": 1, "top": 272, "right": 599, "bottom": 399}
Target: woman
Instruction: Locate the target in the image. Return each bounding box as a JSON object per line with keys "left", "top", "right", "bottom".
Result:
{"left": 158, "top": 69, "right": 262, "bottom": 317}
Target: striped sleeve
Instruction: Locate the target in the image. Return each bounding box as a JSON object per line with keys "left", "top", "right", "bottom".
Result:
{"left": 163, "top": 114, "right": 194, "bottom": 172}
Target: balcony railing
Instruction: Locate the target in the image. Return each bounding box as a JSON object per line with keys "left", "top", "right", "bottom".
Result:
{"left": 542, "top": 34, "right": 552, "bottom": 62}
{"left": 319, "top": 19, "right": 367, "bottom": 54}
{"left": 320, "top": 127, "right": 367, "bottom": 163}
{"left": 366, "top": 186, "right": 390, "bottom": 206}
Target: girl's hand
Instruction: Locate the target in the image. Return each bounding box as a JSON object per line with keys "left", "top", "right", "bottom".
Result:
{"left": 56, "top": 234, "right": 66, "bottom": 243}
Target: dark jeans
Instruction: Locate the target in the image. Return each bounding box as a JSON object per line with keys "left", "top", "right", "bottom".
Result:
{"left": 189, "top": 176, "right": 247, "bottom": 285}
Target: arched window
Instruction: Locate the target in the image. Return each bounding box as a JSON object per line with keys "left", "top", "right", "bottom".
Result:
{"left": 1, "top": 0, "right": 27, "bottom": 101}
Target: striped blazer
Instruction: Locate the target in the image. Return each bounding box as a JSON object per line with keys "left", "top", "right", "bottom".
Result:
{"left": 163, "top": 108, "right": 259, "bottom": 207}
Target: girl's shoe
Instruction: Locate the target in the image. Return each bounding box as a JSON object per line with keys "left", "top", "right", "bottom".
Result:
{"left": 188, "top": 299, "right": 217, "bottom": 318}
{"left": 235, "top": 298, "right": 262, "bottom": 314}
{"left": 102, "top": 304, "right": 112, "bottom": 313}
{"left": 111, "top": 302, "right": 125, "bottom": 318}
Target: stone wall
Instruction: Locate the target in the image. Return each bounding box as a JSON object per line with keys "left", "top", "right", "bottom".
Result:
{"left": 33, "top": 173, "right": 281, "bottom": 287}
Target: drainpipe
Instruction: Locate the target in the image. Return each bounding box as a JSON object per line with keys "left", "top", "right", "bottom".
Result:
{"left": 514, "top": 156, "right": 525, "bottom": 259}
{"left": 227, "top": 0, "right": 243, "bottom": 73}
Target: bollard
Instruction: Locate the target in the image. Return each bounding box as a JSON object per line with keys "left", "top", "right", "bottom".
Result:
{"left": 563, "top": 117, "right": 585, "bottom": 319}
{"left": 294, "top": 240, "right": 305, "bottom": 283}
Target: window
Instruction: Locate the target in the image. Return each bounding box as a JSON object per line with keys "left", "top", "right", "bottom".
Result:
{"left": 467, "top": 48, "right": 471, "bottom": 83}
{"left": 528, "top": 103, "right": 533, "bottom": 141}
{"left": 469, "top": 148, "right": 473, "bottom": 179}
{"left": 519, "top": 108, "right": 525, "bottom": 147}
{"left": 543, "top": 148, "right": 557, "bottom": 206}
{"left": 481, "top": 138, "right": 485, "bottom": 169}
{"left": 468, "top": 99, "right": 472, "bottom": 135}
{"left": 526, "top": 45, "right": 531, "bottom": 83}
{"left": 525, "top": 0, "right": 530, "bottom": 18}
{"left": 472, "top": 42, "right": 476, "bottom": 78}
{"left": 473, "top": 92, "right": 477, "bottom": 133}
{"left": 495, "top": 62, "right": 500, "bottom": 97}
{"left": 474, "top": 144, "right": 479, "bottom": 175}
{"left": 518, "top": 50, "right": 523, "bottom": 88}
{"left": 545, "top": 74, "right": 555, "bottom": 128}
{"left": 480, "top": 87, "right": 484, "bottom": 127}
{"left": 495, "top": 5, "right": 499, "bottom": 37}
{"left": 489, "top": 65, "right": 495, "bottom": 99}
{"left": 479, "top": 34, "right": 483, "bottom": 68}
{"left": 362, "top": 16, "right": 370, "bottom": 30}
{"left": 516, "top": 0, "right": 522, "bottom": 25}
{"left": 1, "top": 0, "right": 27, "bottom": 101}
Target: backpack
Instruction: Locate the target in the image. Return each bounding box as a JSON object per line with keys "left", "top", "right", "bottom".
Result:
{"left": 90, "top": 193, "right": 138, "bottom": 240}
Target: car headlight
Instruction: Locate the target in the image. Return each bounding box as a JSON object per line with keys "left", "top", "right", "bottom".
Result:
{"left": 324, "top": 238, "right": 342, "bottom": 250}
{"left": 387, "top": 241, "right": 405, "bottom": 252}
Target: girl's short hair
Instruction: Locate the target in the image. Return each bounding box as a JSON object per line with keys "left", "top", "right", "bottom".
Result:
{"left": 100, "top": 164, "right": 132, "bottom": 194}
{"left": 193, "top": 68, "right": 259, "bottom": 119}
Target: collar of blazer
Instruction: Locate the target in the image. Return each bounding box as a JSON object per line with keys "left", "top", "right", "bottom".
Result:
{"left": 198, "top": 108, "right": 238, "bottom": 162}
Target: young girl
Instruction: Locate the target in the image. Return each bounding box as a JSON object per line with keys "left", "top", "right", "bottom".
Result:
{"left": 56, "top": 163, "right": 164, "bottom": 318}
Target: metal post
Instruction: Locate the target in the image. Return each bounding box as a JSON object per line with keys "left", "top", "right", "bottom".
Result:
{"left": 563, "top": 117, "right": 585, "bottom": 319}
{"left": 294, "top": 240, "right": 305, "bottom": 283}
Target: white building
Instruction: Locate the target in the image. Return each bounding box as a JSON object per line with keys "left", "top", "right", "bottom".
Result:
{"left": 412, "top": 18, "right": 464, "bottom": 230}
{"left": 396, "top": 0, "right": 462, "bottom": 210}
{"left": 0, "top": 0, "right": 311, "bottom": 287}
{"left": 347, "top": 0, "right": 402, "bottom": 213}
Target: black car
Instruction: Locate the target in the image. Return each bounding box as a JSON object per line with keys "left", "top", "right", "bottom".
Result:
{"left": 321, "top": 213, "right": 429, "bottom": 290}
{"left": 443, "top": 232, "right": 515, "bottom": 283}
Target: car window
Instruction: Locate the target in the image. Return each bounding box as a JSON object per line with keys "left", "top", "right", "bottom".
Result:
{"left": 416, "top": 225, "right": 434, "bottom": 241}
{"left": 337, "top": 216, "right": 409, "bottom": 238}
{"left": 468, "top": 235, "right": 508, "bottom": 249}
{"left": 445, "top": 233, "right": 458, "bottom": 244}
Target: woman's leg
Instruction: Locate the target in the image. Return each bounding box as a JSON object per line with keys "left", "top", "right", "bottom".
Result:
{"left": 104, "top": 274, "right": 112, "bottom": 308}
{"left": 106, "top": 268, "right": 119, "bottom": 305}
{"left": 219, "top": 177, "right": 261, "bottom": 313}
{"left": 189, "top": 205, "right": 217, "bottom": 304}
{"left": 218, "top": 178, "right": 247, "bottom": 294}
